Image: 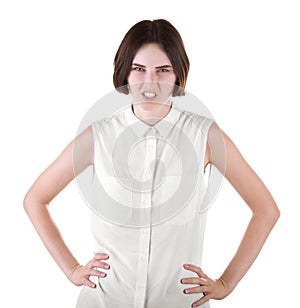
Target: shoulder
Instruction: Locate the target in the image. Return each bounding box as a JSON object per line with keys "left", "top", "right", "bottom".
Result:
{"left": 91, "top": 116, "right": 111, "bottom": 133}
{"left": 91, "top": 107, "right": 129, "bottom": 136}
{"left": 175, "top": 105, "right": 214, "bottom": 133}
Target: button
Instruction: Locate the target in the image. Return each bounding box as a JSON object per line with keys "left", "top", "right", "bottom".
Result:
{"left": 135, "top": 301, "right": 145, "bottom": 308}
{"left": 142, "top": 228, "right": 149, "bottom": 235}
{"left": 140, "top": 255, "right": 147, "bottom": 261}
{"left": 142, "top": 199, "right": 150, "bottom": 206}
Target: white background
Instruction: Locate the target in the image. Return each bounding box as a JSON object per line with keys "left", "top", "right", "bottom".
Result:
{"left": 1, "top": 0, "right": 299, "bottom": 307}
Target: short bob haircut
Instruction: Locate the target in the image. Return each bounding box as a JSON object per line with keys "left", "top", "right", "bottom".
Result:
{"left": 113, "top": 19, "right": 190, "bottom": 97}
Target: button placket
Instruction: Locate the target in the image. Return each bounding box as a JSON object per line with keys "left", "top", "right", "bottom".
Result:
{"left": 133, "top": 127, "right": 159, "bottom": 308}
{"left": 149, "top": 128, "right": 161, "bottom": 224}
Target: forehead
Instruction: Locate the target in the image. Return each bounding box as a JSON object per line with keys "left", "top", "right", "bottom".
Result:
{"left": 132, "top": 43, "right": 172, "bottom": 66}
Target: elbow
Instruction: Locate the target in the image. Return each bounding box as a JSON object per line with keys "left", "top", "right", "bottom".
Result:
{"left": 272, "top": 206, "right": 281, "bottom": 224}
{"left": 263, "top": 204, "right": 280, "bottom": 227}
{"left": 253, "top": 202, "right": 280, "bottom": 228}
{"left": 23, "top": 190, "right": 41, "bottom": 215}
{"left": 23, "top": 190, "right": 49, "bottom": 215}
{"left": 23, "top": 191, "right": 32, "bottom": 214}
{"left": 270, "top": 199, "right": 280, "bottom": 223}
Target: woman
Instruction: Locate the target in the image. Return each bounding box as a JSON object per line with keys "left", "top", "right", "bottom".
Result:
{"left": 24, "top": 19, "right": 280, "bottom": 307}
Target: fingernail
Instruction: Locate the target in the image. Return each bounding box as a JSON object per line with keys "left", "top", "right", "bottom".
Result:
{"left": 104, "top": 264, "right": 110, "bottom": 269}
{"left": 100, "top": 272, "right": 106, "bottom": 277}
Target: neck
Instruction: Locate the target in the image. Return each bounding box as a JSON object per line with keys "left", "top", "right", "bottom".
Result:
{"left": 132, "top": 102, "right": 172, "bottom": 125}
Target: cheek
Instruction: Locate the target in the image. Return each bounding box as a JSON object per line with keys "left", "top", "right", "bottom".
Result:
{"left": 159, "top": 74, "right": 177, "bottom": 93}
{"left": 160, "top": 73, "right": 176, "bottom": 85}
{"left": 127, "top": 72, "right": 140, "bottom": 85}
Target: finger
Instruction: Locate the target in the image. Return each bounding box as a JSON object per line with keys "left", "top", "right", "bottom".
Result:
{"left": 87, "top": 255, "right": 109, "bottom": 268}
{"left": 94, "top": 253, "right": 109, "bottom": 260}
{"left": 181, "top": 277, "right": 209, "bottom": 285}
{"left": 183, "top": 285, "right": 207, "bottom": 294}
{"left": 91, "top": 260, "right": 110, "bottom": 269}
{"left": 88, "top": 268, "right": 107, "bottom": 277}
{"left": 83, "top": 278, "right": 96, "bottom": 289}
{"left": 191, "top": 293, "right": 211, "bottom": 307}
{"left": 183, "top": 264, "right": 207, "bottom": 278}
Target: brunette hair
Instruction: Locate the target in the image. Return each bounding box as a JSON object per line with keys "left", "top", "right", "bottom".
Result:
{"left": 113, "top": 19, "right": 190, "bottom": 96}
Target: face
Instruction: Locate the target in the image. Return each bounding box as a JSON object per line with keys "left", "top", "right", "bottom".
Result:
{"left": 127, "top": 43, "right": 177, "bottom": 110}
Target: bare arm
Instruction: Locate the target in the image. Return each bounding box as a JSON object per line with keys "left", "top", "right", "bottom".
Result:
{"left": 23, "top": 126, "right": 110, "bottom": 288}
{"left": 182, "top": 122, "right": 280, "bottom": 306}
{"left": 214, "top": 124, "right": 280, "bottom": 288}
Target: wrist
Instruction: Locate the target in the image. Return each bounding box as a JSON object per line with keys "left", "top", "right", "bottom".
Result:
{"left": 66, "top": 262, "right": 81, "bottom": 281}
{"left": 218, "top": 276, "right": 235, "bottom": 293}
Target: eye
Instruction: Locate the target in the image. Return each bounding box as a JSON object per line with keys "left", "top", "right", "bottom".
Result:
{"left": 157, "top": 68, "right": 171, "bottom": 73}
{"left": 132, "top": 66, "right": 145, "bottom": 72}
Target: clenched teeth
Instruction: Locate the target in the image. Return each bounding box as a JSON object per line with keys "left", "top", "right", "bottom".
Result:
{"left": 143, "top": 92, "right": 156, "bottom": 98}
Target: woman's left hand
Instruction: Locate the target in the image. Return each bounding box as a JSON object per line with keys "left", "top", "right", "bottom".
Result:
{"left": 181, "top": 264, "right": 232, "bottom": 307}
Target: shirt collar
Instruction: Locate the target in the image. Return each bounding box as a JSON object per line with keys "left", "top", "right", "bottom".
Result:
{"left": 122, "top": 102, "right": 181, "bottom": 139}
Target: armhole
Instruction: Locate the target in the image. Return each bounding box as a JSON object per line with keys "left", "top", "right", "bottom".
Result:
{"left": 201, "top": 118, "right": 215, "bottom": 190}
{"left": 202, "top": 117, "right": 215, "bottom": 167}
{"left": 91, "top": 122, "right": 97, "bottom": 166}
{"left": 91, "top": 122, "right": 99, "bottom": 182}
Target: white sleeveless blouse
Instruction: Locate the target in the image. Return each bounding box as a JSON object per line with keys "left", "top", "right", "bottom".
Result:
{"left": 76, "top": 102, "right": 214, "bottom": 308}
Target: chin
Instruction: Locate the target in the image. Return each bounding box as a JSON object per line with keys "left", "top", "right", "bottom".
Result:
{"left": 140, "top": 102, "right": 157, "bottom": 111}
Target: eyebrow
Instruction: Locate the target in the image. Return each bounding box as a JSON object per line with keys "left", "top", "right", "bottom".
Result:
{"left": 132, "top": 63, "right": 172, "bottom": 69}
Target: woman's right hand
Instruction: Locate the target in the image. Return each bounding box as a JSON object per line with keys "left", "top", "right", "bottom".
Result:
{"left": 69, "top": 253, "right": 110, "bottom": 288}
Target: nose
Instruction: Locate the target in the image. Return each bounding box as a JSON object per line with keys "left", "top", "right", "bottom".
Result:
{"left": 144, "top": 70, "right": 157, "bottom": 83}
{"left": 142, "top": 70, "right": 159, "bottom": 92}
